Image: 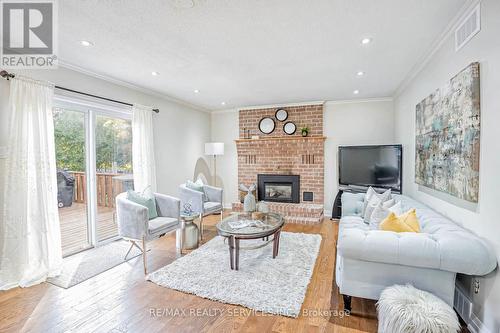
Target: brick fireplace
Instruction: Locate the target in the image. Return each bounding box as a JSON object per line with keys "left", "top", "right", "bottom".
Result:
{"left": 233, "top": 104, "right": 325, "bottom": 224}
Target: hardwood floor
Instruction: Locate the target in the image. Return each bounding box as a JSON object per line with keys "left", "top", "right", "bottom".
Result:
{"left": 0, "top": 213, "right": 467, "bottom": 333}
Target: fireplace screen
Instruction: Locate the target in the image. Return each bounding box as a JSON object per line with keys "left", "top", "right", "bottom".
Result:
{"left": 265, "top": 183, "right": 292, "bottom": 200}
{"left": 257, "top": 174, "right": 300, "bottom": 203}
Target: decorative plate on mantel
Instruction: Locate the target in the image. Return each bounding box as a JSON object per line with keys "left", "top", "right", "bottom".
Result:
{"left": 283, "top": 121, "right": 297, "bottom": 135}
{"left": 275, "top": 109, "right": 288, "bottom": 121}
{"left": 259, "top": 117, "right": 275, "bottom": 134}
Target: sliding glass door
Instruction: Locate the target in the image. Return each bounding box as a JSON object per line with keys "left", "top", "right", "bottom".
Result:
{"left": 54, "top": 107, "right": 91, "bottom": 256}
{"left": 95, "top": 115, "right": 133, "bottom": 242}
{"left": 54, "top": 99, "right": 133, "bottom": 256}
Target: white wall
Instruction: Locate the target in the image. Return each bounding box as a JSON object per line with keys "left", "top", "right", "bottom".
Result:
{"left": 210, "top": 110, "right": 239, "bottom": 207}
{"left": 0, "top": 66, "right": 211, "bottom": 198}
{"left": 324, "top": 100, "right": 395, "bottom": 214}
{"left": 211, "top": 99, "right": 395, "bottom": 211}
{"left": 394, "top": 0, "right": 500, "bottom": 330}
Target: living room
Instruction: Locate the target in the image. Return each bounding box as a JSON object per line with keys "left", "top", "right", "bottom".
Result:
{"left": 0, "top": 0, "right": 499, "bottom": 332}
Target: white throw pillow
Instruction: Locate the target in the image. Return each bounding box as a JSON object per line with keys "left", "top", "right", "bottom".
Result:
{"left": 362, "top": 187, "right": 391, "bottom": 217}
{"left": 363, "top": 187, "right": 392, "bottom": 222}
{"left": 363, "top": 187, "right": 376, "bottom": 213}
{"left": 363, "top": 197, "right": 388, "bottom": 223}
{"left": 378, "top": 188, "right": 392, "bottom": 202}
{"left": 369, "top": 201, "right": 403, "bottom": 229}
{"left": 382, "top": 198, "right": 395, "bottom": 209}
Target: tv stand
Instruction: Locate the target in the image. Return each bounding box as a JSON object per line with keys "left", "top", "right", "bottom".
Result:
{"left": 331, "top": 190, "right": 343, "bottom": 219}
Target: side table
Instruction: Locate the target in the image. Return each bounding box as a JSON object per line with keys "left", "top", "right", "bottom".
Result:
{"left": 180, "top": 213, "right": 199, "bottom": 253}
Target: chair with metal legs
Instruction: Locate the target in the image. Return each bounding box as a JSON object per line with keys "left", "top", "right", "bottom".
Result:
{"left": 116, "top": 192, "right": 183, "bottom": 274}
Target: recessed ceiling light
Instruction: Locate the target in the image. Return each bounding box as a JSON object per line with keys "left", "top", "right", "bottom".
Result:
{"left": 361, "top": 38, "right": 372, "bottom": 45}
{"left": 353, "top": 90, "right": 360, "bottom": 95}
{"left": 194, "top": 89, "right": 200, "bottom": 93}
{"left": 151, "top": 71, "right": 159, "bottom": 76}
{"left": 221, "top": 102, "right": 226, "bottom": 105}
{"left": 172, "top": 0, "right": 194, "bottom": 8}
{"left": 80, "top": 40, "right": 93, "bottom": 47}
{"left": 356, "top": 71, "right": 365, "bottom": 76}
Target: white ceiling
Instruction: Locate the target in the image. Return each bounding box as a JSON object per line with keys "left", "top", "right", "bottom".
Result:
{"left": 59, "top": 0, "right": 468, "bottom": 111}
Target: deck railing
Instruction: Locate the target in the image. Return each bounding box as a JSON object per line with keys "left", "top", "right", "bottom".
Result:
{"left": 70, "top": 172, "right": 130, "bottom": 208}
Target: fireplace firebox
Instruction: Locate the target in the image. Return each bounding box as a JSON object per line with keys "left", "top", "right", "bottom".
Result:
{"left": 257, "top": 174, "right": 300, "bottom": 203}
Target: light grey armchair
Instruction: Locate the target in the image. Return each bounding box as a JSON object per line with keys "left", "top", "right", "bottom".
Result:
{"left": 116, "top": 192, "right": 182, "bottom": 274}
{"left": 179, "top": 183, "right": 223, "bottom": 240}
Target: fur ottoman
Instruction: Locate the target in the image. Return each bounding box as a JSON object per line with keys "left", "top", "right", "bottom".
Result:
{"left": 377, "top": 284, "right": 460, "bottom": 333}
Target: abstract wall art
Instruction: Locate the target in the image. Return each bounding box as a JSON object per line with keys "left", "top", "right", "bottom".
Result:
{"left": 415, "top": 62, "right": 481, "bottom": 202}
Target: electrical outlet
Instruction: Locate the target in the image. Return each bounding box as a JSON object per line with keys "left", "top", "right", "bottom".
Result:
{"left": 474, "top": 278, "right": 480, "bottom": 294}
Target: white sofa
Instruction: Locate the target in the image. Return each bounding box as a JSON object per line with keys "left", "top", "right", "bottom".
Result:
{"left": 336, "top": 193, "right": 497, "bottom": 311}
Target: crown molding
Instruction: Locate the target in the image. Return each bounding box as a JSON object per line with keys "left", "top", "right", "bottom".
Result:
{"left": 325, "top": 97, "right": 393, "bottom": 106}
{"left": 393, "top": 0, "right": 480, "bottom": 97}
{"left": 211, "top": 108, "right": 238, "bottom": 115}
{"left": 212, "top": 98, "right": 392, "bottom": 114}
{"left": 236, "top": 100, "right": 325, "bottom": 111}
{"left": 58, "top": 60, "right": 211, "bottom": 113}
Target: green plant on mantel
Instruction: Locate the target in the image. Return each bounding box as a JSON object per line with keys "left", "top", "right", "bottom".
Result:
{"left": 300, "top": 125, "right": 310, "bottom": 137}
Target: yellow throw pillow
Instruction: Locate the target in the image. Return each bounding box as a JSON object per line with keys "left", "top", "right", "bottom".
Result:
{"left": 379, "top": 208, "right": 420, "bottom": 233}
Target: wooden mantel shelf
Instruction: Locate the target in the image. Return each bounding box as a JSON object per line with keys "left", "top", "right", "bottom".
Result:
{"left": 235, "top": 136, "right": 326, "bottom": 143}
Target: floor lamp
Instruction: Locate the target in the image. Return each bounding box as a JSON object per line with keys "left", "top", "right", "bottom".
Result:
{"left": 205, "top": 142, "right": 224, "bottom": 186}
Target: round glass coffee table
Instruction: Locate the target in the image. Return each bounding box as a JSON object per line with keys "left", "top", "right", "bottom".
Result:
{"left": 216, "top": 212, "right": 284, "bottom": 270}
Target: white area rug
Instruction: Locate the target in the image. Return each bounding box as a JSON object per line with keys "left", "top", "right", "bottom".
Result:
{"left": 48, "top": 240, "right": 142, "bottom": 288}
{"left": 148, "top": 232, "right": 322, "bottom": 317}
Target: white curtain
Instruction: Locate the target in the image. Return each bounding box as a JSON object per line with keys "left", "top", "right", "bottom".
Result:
{"left": 0, "top": 76, "right": 62, "bottom": 290}
{"left": 132, "top": 104, "right": 157, "bottom": 192}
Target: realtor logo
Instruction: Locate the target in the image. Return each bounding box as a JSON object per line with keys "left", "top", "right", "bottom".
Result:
{"left": 1, "top": 0, "right": 58, "bottom": 68}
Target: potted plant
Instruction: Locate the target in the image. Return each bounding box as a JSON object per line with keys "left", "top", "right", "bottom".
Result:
{"left": 300, "top": 125, "right": 310, "bottom": 137}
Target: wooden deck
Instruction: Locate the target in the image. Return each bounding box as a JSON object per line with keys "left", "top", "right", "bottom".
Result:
{"left": 58, "top": 203, "right": 118, "bottom": 256}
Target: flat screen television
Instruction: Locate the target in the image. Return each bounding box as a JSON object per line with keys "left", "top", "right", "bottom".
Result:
{"left": 338, "top": 144, "right": 402, "bottom": 193}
